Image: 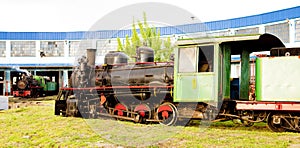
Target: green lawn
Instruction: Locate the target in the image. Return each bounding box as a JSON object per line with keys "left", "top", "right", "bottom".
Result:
{"left": 1, "top": 100, "right": 300, "bottom": 147}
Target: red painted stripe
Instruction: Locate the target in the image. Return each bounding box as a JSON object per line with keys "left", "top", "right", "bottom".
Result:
{"left": 60, "top": 85, "right": 173, "bottom": 90}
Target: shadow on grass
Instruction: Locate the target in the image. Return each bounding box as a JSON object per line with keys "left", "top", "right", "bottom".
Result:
{"left": 186, "top": 120, "right": 270, "bottom": 132}
{"left": 9, "top": 95, "right": 57, "bottom": 102}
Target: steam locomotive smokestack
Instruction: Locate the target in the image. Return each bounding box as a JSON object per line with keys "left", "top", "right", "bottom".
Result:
{"left": 86, "top": 48, "right": 96, "bottom": 67}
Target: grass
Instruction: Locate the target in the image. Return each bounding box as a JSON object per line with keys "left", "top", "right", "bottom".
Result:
{"left": 1, "top": 100, "right": 300, "bottom": 147}
{"left": 0, "top": 101, "right": 111, "bottom": 147}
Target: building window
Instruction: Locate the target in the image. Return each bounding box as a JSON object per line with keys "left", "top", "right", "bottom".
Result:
{"left": 40, "top": 41, "right": 64, "bottom": 57}
{"left": 11, "top": 41, "right": 35, "bottom": 57}
{"left": 265, "top": 22, "right": 289, "bottom": 43}
{"left": 96, "top": 39, "right": 117, "bottom": 56}
{"left": 208, "top": 30, "right": 232, "bottom": 37}
{"left": 0, "top": 41, "right": 5, "bottom": 57}
{"left": 68, "top": 40, "right": 93, "bottom": 57}
{"left": 235, "top": 27, "right": 259, "bottom": 35}
{"left": 295, "top": 20, "right": 300, "bottom": 42}
{"left": 69, "top": 41, "right": 80, "bottom": 57}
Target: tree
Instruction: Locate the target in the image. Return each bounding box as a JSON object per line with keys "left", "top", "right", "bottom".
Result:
{"left": 161, "top": 37, "right": 173, "bottom": 61}
{"left": 117, "top": 13, "right": 174, "bottom": 62}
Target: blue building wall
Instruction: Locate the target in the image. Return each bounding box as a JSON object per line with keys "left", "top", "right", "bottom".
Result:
{"left": 0, "top": 6, "right": 299, "bottom": 40}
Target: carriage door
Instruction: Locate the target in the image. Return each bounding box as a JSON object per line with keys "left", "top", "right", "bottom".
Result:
{"left": 174, "top": 45, "right": 216, "bottom": 102}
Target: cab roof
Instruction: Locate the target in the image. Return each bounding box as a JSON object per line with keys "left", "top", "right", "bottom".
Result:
{"left": 176, "top": 33, "right": 285, "bottom": 54}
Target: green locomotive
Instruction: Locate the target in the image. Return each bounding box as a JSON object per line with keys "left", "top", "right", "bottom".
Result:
{"left": 12, "top": 73, "right": 57, "bottom": 98}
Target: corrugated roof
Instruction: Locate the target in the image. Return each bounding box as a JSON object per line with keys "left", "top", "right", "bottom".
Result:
{"left": 0, "top": 6, "right": 299, "bottom": 40}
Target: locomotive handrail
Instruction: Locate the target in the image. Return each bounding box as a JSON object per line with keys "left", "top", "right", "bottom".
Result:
{"left": 98, "top": 61, "right": 174, "bottom": 67}
{"left": 59, "top": 85, "right": 174, "bottom": 91}
{"left": 134, "top": 62, "right": 174, "bottom": 65}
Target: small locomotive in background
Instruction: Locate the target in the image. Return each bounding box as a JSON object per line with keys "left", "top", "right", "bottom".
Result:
{"left": 12, "top": 71, "right": 57, "bottom": 98}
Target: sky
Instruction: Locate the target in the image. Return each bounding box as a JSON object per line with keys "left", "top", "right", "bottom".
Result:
{"left": 0, "top": 0, "right": 299, "bottom": 32}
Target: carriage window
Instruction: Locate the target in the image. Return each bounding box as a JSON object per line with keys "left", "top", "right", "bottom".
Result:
{"left": 198, "top": 45, "right": 214, "bottom": 72}
{"left": 178, "top": 47, "right": 197, "bottom": 73}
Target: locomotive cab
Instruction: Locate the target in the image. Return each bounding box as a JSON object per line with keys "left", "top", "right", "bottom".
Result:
{"left": 173, "top": 44, "right": 216, "bottom": 104}
{"left": 175, "top": 34, "right": 285, "bottom": 105}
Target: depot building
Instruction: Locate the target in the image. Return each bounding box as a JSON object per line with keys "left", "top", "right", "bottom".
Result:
{"left": 0, "top": 6, "right": 300, "bottom": 95}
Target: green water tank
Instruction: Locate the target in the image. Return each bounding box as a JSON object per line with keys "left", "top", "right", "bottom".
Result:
{"left": 256, "top": 57, "right": 300, "bottom": 102}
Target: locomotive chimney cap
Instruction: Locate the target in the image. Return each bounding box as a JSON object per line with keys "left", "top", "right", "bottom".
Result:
{"left": 137, "top": 46, "right": 154, "bottom": 53}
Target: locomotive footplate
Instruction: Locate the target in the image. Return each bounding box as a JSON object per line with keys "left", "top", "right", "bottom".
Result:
{"left": 235, "top": 100, "right": 300, "bottom": 111}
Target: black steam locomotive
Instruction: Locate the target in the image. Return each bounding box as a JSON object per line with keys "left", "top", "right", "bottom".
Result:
{"left": 56, "top": 47, "right": 182, "bottom": 125}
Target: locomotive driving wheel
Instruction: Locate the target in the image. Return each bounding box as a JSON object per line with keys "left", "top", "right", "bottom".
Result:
{"left": 134, "top": 104, "right": 151, "bottom": 123}
{"left": 156, "top": 102, "right": 178, "bottom": 126}
{"left": 113, "top": 103, "right": 128, "bottom": 117}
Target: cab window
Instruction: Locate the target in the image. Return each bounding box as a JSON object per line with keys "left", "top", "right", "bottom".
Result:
{"left": 178, "top": 47, "right": 197, "bottom": 73}
{"left": 198, "top": 45, "right": 214, "bottom": 72}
